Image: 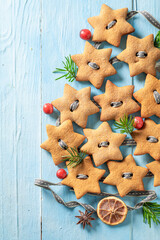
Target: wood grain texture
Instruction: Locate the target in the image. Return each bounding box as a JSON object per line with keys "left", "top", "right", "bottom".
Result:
{"left": 0, "top": 0, "right": 160, "bottom": 239}
{"left": 0, "top": 0, "right": 41, "bottom": 240}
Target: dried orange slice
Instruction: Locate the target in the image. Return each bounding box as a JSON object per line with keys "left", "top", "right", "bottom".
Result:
{"left": 97, "top": 197, "right": 128, "bottom": 225}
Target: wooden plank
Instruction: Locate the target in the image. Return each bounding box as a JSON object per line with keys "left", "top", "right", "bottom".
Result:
{"left": 0, "top": 0, "right": 41, "bottom": 239}
{"left": 0, "top": 2, "right": 19, "bottom": 239}
{"left": 41, "top": 0, "right": 134, "bottom": 239}
{"left": 131, "top": 0, "right": 160, "bottom": 239}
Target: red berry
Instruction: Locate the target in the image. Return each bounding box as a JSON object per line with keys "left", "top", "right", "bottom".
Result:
{"left": 56, "top": 169, "right": 67, "bottom": 179}
{"left": 43, "top": 103, "right": 53, "bottom": 114}
{"left": 80, "top": 29, "right": 91, "bottom": 40}
{"left": 134, "top": 117, "right": 144, "bottom": 129}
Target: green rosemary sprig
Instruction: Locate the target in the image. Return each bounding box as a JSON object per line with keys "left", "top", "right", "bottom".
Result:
{"left": 154, "top": 31, "right": 160, "bottom": 48}
{"left": 62, "top": 147, "right": 87, "bottom": 168}
{"left": 143, "top": 202, "right": 160, "bottom": 228}
{"left": 53, "top": 55, "right": 78, "bottom": 82}
{"left": 114, "top": 114, "right": 135, "bottom": 134}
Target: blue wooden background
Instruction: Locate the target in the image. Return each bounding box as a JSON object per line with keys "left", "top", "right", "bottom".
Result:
{"left": 1, "top": 0, "right": 160, "bottom": 239}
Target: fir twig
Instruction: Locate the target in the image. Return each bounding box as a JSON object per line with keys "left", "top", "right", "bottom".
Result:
{"left": 143, "top": 202, "right": 160, "bottom": 228}
{"left": 114, "top": 114, "right": 135, "bottom": 134}
{"left": 154, "top": 31, "right": 160, "bottom": 48}
{"left": 62, "top": 147, "right": 87, "bottom": 168}
{"left": 53, "top": 55, "right": 78, "bottom": 82}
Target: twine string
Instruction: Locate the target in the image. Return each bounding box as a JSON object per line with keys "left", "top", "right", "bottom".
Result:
{"left": 70, "top": 100, "right": 79, "bottom": 112}
{"left": 106, "top": 20, "right": 117, "bottom": 29}
{"left": 136, "top": 51, "right": 148, "bottom": 58}
{"left": 56, "top": 117, "right": 61, "bottom": 127}
{"left": 109, "top": 56, "right": 121, "bottom": 64}
{"left": 147, "top": 136, "right": 158, "bottom": 143}
{"left": 77, "top": 174, "right": 88, "bottom": 179}
{"left": 122, "top": 139, "right": 137, "bottom": 145}
{"left": 35, "top": 179, "right": 157, "bottom": 212}
{"left": 98, "top": 141, "right": 110, "bottom": 147}
{"left": 88, "top": 62, "right": 100, "bottom": 70}
{"left": 111, "top": 101, "right": 123, "bottom": 108}
{"left": 127, "top": 10, "right": 160, "bottom": 29}
{"left": 35, "top": 179, "right": 96, "bottom": 212}
{"left": 58, "top": 139, "right": 68, "bottom": 150}
{"left": 122, "top": 172, "right": 133, "bottom": 179}
{"left": 153, "top": 90, "right": 160, "bottom": 104}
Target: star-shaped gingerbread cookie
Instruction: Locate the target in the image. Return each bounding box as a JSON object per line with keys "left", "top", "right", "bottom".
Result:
{"left": 40, "top": 120, "right": 85, "bottom": 165}
{"left": 117, "top": 34, "right": 160, "bottom": 77}
{"left": 131, "top": 119, "right": 160, "bottom": 160}
{"left": 93, "top": 80, "right": 140, "bottom": 121}
{"left": 133, "top": 74, "right": 160, "bottom": 118}
{"left": 81, "top": 122, "right": 126, "bottom": 166}
{"left": 103, "top": 155, "right": 148, "bottom": 197}
{"left": 71, "top": 42, "right": 117, "bottom": 89}
{"left": 146, "top": 161, "right": 160, "bottom": 187}
{"left": 51, "top": 84, "right": 99, "bottom": 128}
{"left": 61, "top": 156, "right": 105, "bottom": 199}
{"left": 88, "top": 4, "right": 134, "bottom": 47}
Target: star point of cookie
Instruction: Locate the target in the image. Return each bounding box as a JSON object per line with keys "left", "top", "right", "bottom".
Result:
{"left": 51, "top": 84, "right": 99, "bottom": 128}
{"left": 134, "top": 74, "right": 160, "bottom": 118}
{"left": 61, "top": 156, "right": 106, "bottom": 199}
{"left": 88, "top": 4, "right": 134, "bottom": 47}
{"left": 131, "top": 119, "right": 160, "bottom": 160}
{"left": 103, "top": 155, "right": 148, "bottom": 197}
{"left": 40, "top": 120, "right": 85, "bottom": 165}
{"left": 81, "top": 122, "right": 126, "bottom": 167}
{"left": 117, "top": 34, "right": 160, "bottom": 77}
{"left": 93, "top": 80, "right": 140, "bottom": 121}
{"left": 71, "top": 41, "right": 116, "bottom": 89}
{"left": 146, "top": 161, "right": 160, "bottom": 187}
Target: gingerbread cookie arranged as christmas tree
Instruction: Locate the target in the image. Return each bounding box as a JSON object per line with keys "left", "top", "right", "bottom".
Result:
{"left": 52, "top": 84, "right": 99, "bottom": 128}
{"left": 71, "top": 41, "right": 116, "bottom": 89}
{"left": 88, "top": 4, "right": 134, "bottom": 47}
{"left": 134, "top": 74, "right": 160, "bottom": 118}
{"left": 117, "top": 34, "right": 160, "bottom": 76}
{"left": 61, "top": 156, "right": 105, "bottom": 199}
{"left": 103, "top": 155, "right": 148, "bottom": 197}
{"left": 40, "top": 120, "right": 85, "bottom": 165}
{"left": 38, "top": 3, "right": 160, "bottom": 228}
{"left": 81, "top": 122, "right": 126, "bottom": 166}
{"left": 93, "top": 80, "right": 140, "bottom": 121}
